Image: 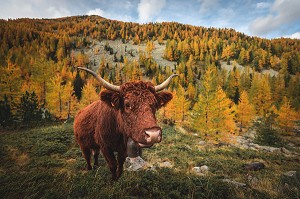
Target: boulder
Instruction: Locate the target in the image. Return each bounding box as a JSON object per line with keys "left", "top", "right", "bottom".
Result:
{"left": 283, "top": 171, "right": 297, "bottom": 177}
{"left": 245, "top": 162, "right": 265, "bottom": 171}
{"left": 192, "top": 165, "right": 209, "bottom": 176}
{"left": 281, "top": 147, "right": 292, "bottom": 155}
{"left": 247, "top": 175, "right": 259, "bottom": 185}
{"left": 222, "top": 179, "right": 246, "bottom": 187}
{"left": 160, "top": 161, "right": 172, "bottom": 168}
{"left": 125, "top": 156, "right": 147, "bottom": 171}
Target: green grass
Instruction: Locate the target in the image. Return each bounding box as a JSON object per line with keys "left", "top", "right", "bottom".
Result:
{"left": 0, "top": 124, "right": 299, "bottom": 199}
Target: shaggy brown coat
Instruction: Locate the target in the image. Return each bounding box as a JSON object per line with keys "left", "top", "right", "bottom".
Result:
{"left": 74, "top": 81, "right": 172, "bottom": 180}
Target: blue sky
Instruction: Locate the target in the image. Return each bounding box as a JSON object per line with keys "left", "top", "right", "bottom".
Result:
{"left": 0, "top": 0, "right": 299, "bottom": 39}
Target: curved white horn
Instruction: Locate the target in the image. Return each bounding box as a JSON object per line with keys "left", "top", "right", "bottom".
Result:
{"left": 155, "top": 74, "right": 178, "bottom": 92}
{"left": 77, "top": 67, "right": 121, "bottom": 92}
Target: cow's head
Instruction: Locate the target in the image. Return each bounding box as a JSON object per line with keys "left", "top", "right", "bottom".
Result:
{"left": 77, "top": 67, "right": 177, "bottom": 148}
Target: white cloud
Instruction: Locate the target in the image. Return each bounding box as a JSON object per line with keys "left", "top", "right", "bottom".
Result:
{"left": 0, "top": 0, "right": 71, "bottom": 19}
{"left": 250, "top": 0, "right": 300, "bottom": 36}
{"left": 86, "top": 8, "right": 133, "bottom": 22}
{"left": 137, "top": 0, "right": 166, "bottom": 23}
{"left": 284, "top": 32, "right": 300, "bottom": 39}
{"left": 198, "top": 0, "right": 219, "bottom": 14}
{"left": 86, "top": 8, "right": 106, "bottom": 16}
{"left": 256, "top": 2, "right": 271, "bottom": 9}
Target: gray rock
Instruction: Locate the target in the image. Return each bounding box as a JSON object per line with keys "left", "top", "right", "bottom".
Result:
{"left": 160, "top": 161, "right": 172, "bottom": 168}
{"left": 281, "top": 147, "right": 292, "bottom": 155}
{"left": 200, "top": 165, "right": 209, "bottom": 173}
{"left": 284, "top": 171, "right": 297, "bottom": 177}
{"left": 192, "top": 166, "right": 201, "bottom": 173}
{"left": 125, "top": 156, "right": 147, "bottom": 171}
{"left": 247, "top": 175, "right": 259, "bottom": 185}
{"left": 245, "top": 162, "right": 265, "bottom": 171}
{"left": 260, "top": 146, "right": 280, "bottom": 153}
{"left": 287, "top": 143, "right": 295, "bottom": 147}
{"left": 222, "top": 179, "right": 246, "bottom": 187}
{"left": 192, "top": 165, "right": 209, "bottom": 176}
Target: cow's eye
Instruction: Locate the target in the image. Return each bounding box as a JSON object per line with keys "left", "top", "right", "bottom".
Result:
{"left": 125, "top": 102, "right": 131, "bottom": 110}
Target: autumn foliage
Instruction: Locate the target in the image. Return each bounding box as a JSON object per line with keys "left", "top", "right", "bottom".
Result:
{"left": 0, "top": 16, "right": 299, "bottom": 142}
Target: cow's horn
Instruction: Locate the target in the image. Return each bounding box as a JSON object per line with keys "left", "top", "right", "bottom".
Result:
{"left": 155, "top": 74, "right": 178, "bottom": 92}
{"left": 77, "top": 67, "right": 121, "bottom": 92}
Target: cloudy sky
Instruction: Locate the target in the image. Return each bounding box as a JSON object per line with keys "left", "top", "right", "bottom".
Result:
{"left": 0, "top": 0, "right": 299, "bottom": 39}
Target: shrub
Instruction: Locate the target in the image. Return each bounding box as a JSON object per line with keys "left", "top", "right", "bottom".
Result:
{"left": 254, "top": 118, "right": 282, "bottom": 147}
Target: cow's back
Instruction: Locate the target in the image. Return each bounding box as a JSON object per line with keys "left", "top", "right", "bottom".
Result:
{"left": 74, "top": 100, "right": 121, "bottom": 149}
{"left": 74, "top": 100, "right": 102, "bottom": 148}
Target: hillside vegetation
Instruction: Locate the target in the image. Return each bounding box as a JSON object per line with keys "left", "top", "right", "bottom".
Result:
{"left": 0, "top": 15, "right": 299, "bottom": 143}
{"left": 0, "top": 123, "right": 299, "bottom": 199}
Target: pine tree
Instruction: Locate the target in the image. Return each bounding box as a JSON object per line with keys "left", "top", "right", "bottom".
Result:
{"left": 73, "top": 71, "right": 84, "bottom": 100}
{"left": 0, "top": 95, "right": 12, "bottom": 127}
{"left": 19, "top": 91, "right": 40, "bottom": 121}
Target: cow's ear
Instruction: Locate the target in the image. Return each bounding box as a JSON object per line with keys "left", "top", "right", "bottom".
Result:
{"left": 100, "top": 90, "right": 122, "bottom": 109}
{"left": 155, "top": 91, "right": 173, "bottom": 109}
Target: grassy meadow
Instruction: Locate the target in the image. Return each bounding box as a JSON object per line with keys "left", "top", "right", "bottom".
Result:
{"left": 0, "top": 123, "right": 299, "bottom": 199}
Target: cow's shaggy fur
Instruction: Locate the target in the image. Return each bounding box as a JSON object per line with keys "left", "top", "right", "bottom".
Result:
{"left": 74, "top": 81, "right": 172, "bottom": 180}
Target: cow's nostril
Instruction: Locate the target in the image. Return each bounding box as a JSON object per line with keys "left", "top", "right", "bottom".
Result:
{"left": 145, "top": 131, "right": 151, "bottom": 142}
{"left": 144, "top": 128, "right": 162, "bottom": 143}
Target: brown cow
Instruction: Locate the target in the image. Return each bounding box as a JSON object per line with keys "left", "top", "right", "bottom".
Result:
{"left": 74, "top": 67, "right": 177, "bottom": 180}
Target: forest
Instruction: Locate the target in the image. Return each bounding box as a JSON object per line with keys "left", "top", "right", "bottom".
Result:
{"left": 0, "top": 15, "right": 299, "bottom": 143}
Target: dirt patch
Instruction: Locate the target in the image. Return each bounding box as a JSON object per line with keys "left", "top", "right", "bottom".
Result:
{"left": 77, "top": 39, "right": 176, "bottom": 71}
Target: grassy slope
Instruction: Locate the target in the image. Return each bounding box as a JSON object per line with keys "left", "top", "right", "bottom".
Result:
{"left": 0, "top": 123, "right": 299, "bottom": 199}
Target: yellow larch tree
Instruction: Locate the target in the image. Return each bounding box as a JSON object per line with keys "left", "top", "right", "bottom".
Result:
{"left": 46, "top": 74, "right": 66, "bottom": 119}
{"left": 213, "top": 85, "right": 236, "bottom": 142}
{"left": 192, "top": 66, "right": 218, "bottom": 139}
{"left": 159, "top": 90, "right": 176, "bottom": 124}
{"left": 276, "top": 97, "right": 299, "bottom": 134}
{"left": 61, "top": 81, "right": 78, "bottom": 119}
{"left": 79, "top": 79, "right": 99, "bottom": 109}
{"left": 187, "top": 83, "right": 196, "bottom": 100}
{"left": 214, "top": 86, "right": 236, "bottom": 131}
{"left": 172, "top": 85, "right": 191, "bottom": 125}
{"left": 250, "top": 73, "right": 273, "bottom": 117}
{"left": 236, "top": 90, "right": 255, "bottom": 132}
{"left": 46, "top": 73, "right": 77, "bottom": 119}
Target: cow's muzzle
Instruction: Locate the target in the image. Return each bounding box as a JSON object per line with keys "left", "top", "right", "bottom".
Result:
{"left": 138, "top": 127, "right": 162, "bottom": 147}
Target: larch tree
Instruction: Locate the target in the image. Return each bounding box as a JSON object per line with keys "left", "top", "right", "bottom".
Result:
{"left": 61, "top": 81, "right": 77, "bottom": 119}
{"left": 192, "top": 66, "right": 218, "bottom": 139}
{"left": 250, "top": 73, "right": 273, "bottom": 117}
{"left": 46, "top": 74, "right": 64, "bottom": 119}
{"left": 161, "top": 90, "right": 176, "bottom": 124}
{"left": 214, "top": 85, "right": 236, "bottom": 133}
{"left": 236, "top": 90, "right": 255, "bottom": 132}
{"left": 210, "top": 85, "right": 236, "bottom": 143}
{"left": 46, "top": 74, "right": 75, "bottom": 119}
{"left": 276, "top": 97, "right": 299, "bottom": 134}
{"left": 172, "top": 85, "right": 191, "bottom": 124}
{"left": 79, "top": 79, "right": 99, "bottom": 109}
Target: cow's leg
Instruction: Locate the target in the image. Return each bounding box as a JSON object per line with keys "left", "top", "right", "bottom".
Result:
{"left": 116, "top": 151, "right": 126, "bottom": 178}
{"left": 101, "top": 147, "right": 117, "bottom": 180}
{"left": 93, "top": 148, "right": 100, "bottom": 169}
{"left": 82, "top": 147, "right": 92, "bottom": 170}
{"left": 116, "top": 141, "right": 127, "bottom": 179}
